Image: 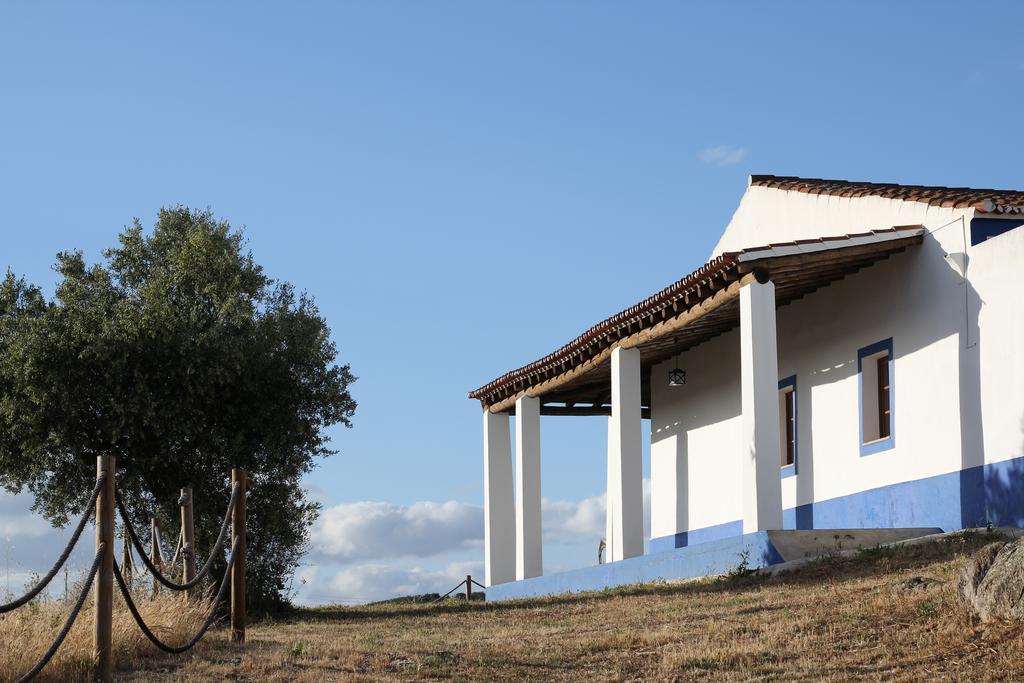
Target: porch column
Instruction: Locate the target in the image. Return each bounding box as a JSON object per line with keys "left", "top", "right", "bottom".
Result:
{"left": 605, "top": 416, "right": 616, "bottom": 560}
{"left": 739, "top": 279, "right": 784, "bottom": 533}
{"left": 483, "top": 410, "right": 515, "bottom": 585}
{"left": 514, "top": 395, "right": 542, "bottom": 580}
{"left": 608, "top": 346, "right": 644, "bottom": 561}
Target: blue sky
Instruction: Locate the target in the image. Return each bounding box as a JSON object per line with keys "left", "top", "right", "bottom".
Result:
{"left": 1, "top": 2, "right": 1022, "bottom": 603}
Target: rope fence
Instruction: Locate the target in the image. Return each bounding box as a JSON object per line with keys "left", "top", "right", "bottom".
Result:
{"left": 0, "top": 475, "right": 106, "bottom": 614}
{"left": 15, "top": 545, "right": 106, "bottom": 683}
{"left": 1, "top": 456, "right": 248, "bottom": 683}
{"left": 117, "top": 481, "right": 240, "bottom": 592}
{"left": 113, "top": 536, "right": 240, "bottom": 654}
{"left": 432, "top": 575, "right": 487, "bottom": 604}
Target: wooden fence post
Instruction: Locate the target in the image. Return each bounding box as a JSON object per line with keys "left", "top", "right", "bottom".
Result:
{"left": 121, "top": 532, "right": 133, "bottom": 584}
{"left": 94, "top": 455, "right": 115, "bottom": 683}
{"left": 465, "top": 575, "right": 472, "bottom": 601}
{"left": 150, "top": 518, "right": 160, "bottom": 598}
{"left": 230, "top": 468, "right": 247, "bottom": 643}
{"left": 180, "top": 487, "right": 196, "bottom": 597}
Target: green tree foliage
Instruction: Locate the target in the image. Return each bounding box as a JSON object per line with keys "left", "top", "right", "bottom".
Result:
{"left": 0, "top": 207, "right": 356, "bottom": 610}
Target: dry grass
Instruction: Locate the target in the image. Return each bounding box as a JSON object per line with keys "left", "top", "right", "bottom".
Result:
{"left": 6, "top": 531, "right": 1024, "bottom": 681}
{"left": 0, "top": 576, "right": 213, "bottom": 682}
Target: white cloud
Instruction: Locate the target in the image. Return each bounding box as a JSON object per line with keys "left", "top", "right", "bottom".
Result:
{"left": 294, "top": 564, "right": 319, "bottom": 591}
{"left": 294, "top": 559, "right": 484, "bottom": 605}
{"left": 310, "top": 479, "right": 654, "bottom": 567}
{"left": 311, "top": 500, "right": 483, "bottom": 562}
{"left": 298, "top": 479, "right": 654, "bottom": 605}
{"left": 299, "top": 482, "right": 655, "bottom": 604}
{"left": 1, "top": 571, "right": 38, "bottom": 600}
{"left": 0, "top": 491, "right": 53, "bottom": 539}
{"left": 543, "top": 492, "right": 606, "bottom": 541}
{"left": 302, "top": 482, "right": 332, "bottom": 507}
{"left": 329, "top": 560, "right": 483, "bottom": 603}
{"left": 2, "top": 479, "right": 656, "bottom": 606}
{"left": 543, "top": 479, "right": 651, "bottom": 542}
{"left": 698, "top": 145, "right": 748, "bottom": 166}
{"left": 0, "top": 492, "right": 98, "bottom": 601}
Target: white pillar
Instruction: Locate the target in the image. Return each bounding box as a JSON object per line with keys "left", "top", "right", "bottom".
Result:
{"left": 514, "top": 395, "right": 542, "bottom": 580}
{"left": 483, "top": 410, "right": 515, "bottom": 585}
{"left": 605, "top": 416, "right": 617, "bottom": 561}
{"left": 740, "top": 279, "right": 784, "bottom": 533}
{"left": 608, "top": 346, "right": 644, "bottom": 561}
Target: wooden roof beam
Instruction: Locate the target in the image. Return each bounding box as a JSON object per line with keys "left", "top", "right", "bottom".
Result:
{"left": 540, "top": 404, "right": 652, "bottom": 419}
{"left": 736, "top": 235, "right": 922, "bottom": 273}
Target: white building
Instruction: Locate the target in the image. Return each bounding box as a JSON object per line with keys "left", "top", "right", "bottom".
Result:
{"left": 470, "top": 175, "right": 1024, "bottom": 599}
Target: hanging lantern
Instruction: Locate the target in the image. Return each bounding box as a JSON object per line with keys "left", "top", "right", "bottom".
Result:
{"left": 668, "top": 366, "right": 686, "bottom": 387}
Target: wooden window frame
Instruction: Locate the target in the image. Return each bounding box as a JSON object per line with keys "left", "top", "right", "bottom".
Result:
{"left": 876, "top": 356, "right": 891, "bottom": 440}
{"left": 778, "top": 375, "right": 797, "bottom": 477}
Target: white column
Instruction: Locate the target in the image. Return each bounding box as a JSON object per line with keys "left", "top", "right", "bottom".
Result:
{"left": 605, "top": 416, "right": 617, "bottom": 561}
{"left": 608, "top": 346, "right": 644, "bottom": 561}
{"left": 514, "top": 395, "right": 542, "bottom": 580}
{"left": 740, "top": 279, "right": 784, "bottom": 533}
{"left": 483, "top": 410, "right": 515, "bottom": 586}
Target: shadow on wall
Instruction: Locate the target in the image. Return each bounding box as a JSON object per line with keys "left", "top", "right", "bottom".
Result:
{"left": 795, "top": 379, "right": 814, "bottom": 529}
{"left": 958, "top": 239, "right": 984, "bottom": 527}
{"left": 673, "top": 426, "right": 688, "bottom": 540}
{"left": 952, "top": 235, "right": 1024, "bottom": 529}
{"left": 959, "top": 442, "right": 1024, "bottom": 529}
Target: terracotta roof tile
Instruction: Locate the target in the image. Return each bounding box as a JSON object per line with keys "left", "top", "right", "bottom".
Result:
{"left": 750, "top": 175, "right": 1024, "bottom": 214}
{"left": 469, "top": 226, "right": 925, "bottom": 409}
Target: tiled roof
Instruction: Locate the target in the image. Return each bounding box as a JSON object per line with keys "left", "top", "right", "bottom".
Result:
{"left": 750, "top": 175, "right": 1024, "bottom": 214}
{"left": 469, "top": 226, "right": 925, "bottom": 411}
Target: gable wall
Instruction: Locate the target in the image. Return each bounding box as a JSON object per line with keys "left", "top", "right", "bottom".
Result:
{"left": 711, "top": 183, "right": 970, "bottom": 259}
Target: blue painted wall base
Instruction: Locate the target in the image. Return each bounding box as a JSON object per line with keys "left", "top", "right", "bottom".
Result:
{"left": 486, "top": 531, "right": 782, "bottom": 601}
{"left": 650, "top": 455, "right": 1024, "bottom": 553}
{"left": 488, "top": 456, "right": 1024, "bottom": 602}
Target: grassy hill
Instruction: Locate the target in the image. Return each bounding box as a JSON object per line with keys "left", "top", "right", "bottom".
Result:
{"left": 9, "top": 530, "right": 1023, "bottom": 681}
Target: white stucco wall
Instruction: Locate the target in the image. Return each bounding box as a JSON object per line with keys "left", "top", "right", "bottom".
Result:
{"left": 651, "top": 190, "right": 1024, "bottom": 540}
{"left": 711, "top": 181, "right": 970, "bottom": 259}
{"left": 971, "top": 224, "right": 1024, "bottom": 464}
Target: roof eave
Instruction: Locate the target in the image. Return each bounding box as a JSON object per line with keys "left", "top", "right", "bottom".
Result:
{"left": 469, "top": 226, "right": 925, "bottom": 412}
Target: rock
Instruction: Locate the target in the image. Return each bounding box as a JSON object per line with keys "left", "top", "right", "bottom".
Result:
{"left": 959, "top": 543, "right": 1003, "bottom": 607}
{"left": 893, "top": 575, "right": 943, "bottom": 592}
{"left": 959, "top": 539, "right": 1024, "bottom": 621}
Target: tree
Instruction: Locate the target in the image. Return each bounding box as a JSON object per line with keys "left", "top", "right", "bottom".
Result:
{"left": 0, "top": 207, "right": 356, "bottom": 611}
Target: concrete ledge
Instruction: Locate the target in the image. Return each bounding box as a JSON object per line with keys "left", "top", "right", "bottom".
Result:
{"left": 758, "top": 526, "right": 1023, "bottom": 577}
{"left": 485, "top": 527, "right": 941, "bottom": 602}
{"left": 766, "top": 528, "right": 941, "bottom": 561}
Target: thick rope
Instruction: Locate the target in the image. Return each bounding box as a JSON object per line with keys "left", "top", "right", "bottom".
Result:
{"left": 432, "top": 580, "right": 467, "bottom": 603}
{"left": 15, "top": 544, "right": 105, "bottom": 683}
{"left": 0, "top": 474, "right": 107, "bottom": 613}
{"left": 117, "top": 482, "right": 239, "bottom": 591}
{"left": 113, "top": 536, "right": 238, "bottom": 654}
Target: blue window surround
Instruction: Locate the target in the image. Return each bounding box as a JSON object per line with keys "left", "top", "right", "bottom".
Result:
{"left": 858, "top": 337, "right": 895, "bottom": 456}
{"left": 970, "top": 217, "right": 1024, "bottom": 246}
{"left": 779, "top": 375, "right": 797, "bottom": 478}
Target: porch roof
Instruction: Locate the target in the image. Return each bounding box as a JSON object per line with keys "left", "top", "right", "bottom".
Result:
{"left": 469, "top": 226, "right": 926, "bottom": 414}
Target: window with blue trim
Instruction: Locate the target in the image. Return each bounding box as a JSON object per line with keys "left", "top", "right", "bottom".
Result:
{"left": 858, "top": 338, "right": 895, "bottom": 456}
{"left": 970, "top": 218, "right": 1023, "bottom": 246}
{"left": 778, "top": 375, "right": 797, "bottom": 477}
